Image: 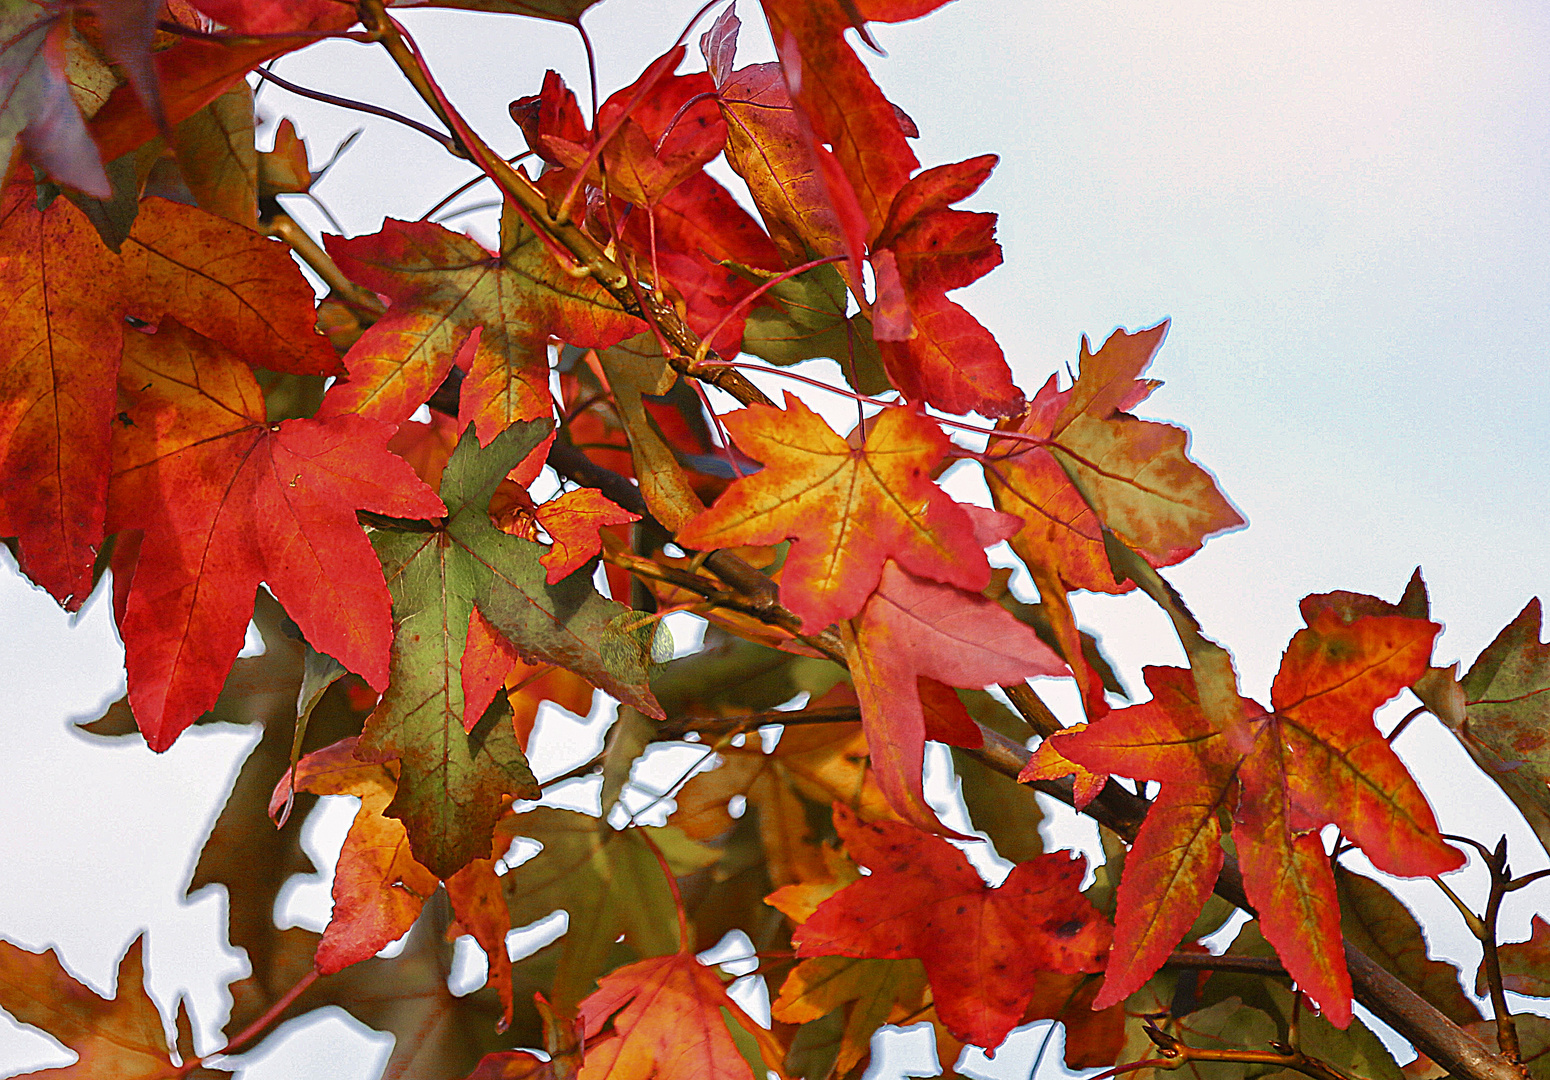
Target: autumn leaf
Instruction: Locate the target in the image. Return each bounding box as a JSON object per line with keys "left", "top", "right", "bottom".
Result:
{"left": 577, "top": 949, "right": 788, "bottom": 1080}
{"left": 536, "top": 487, "right": 640, "bottom": 584}
{"left": 268, "top": 735, "right": 522, "bottom": 1026}
{"left": 106, "top": 318, "right": 445, "bottom": 750}
{"left": 714, "top": 58, "right": 864, "bottom": 272}
{"left": 1480, "top": 914, "right": 1550, "bottom": 999}
{"left": 758, "top": 0, "right": 948, "bottom": 236}
{"left": 0, "top": 935, "right": 194, "bottom": 1078}
{"left": 1448, "top": 599, "right": 1550, "bottom": 853}
{"left": 544, "top": 46, "right": 725, "bottom": 208}
{"left": 361, "top": 420, "right": 661, "bottom": 876}
{"left": 984, "top": 323, "right": 1242, "bottom": 716}
{"left": 792, "top": 804, "right": 1109, "bottom": 1051}
{"left": 0, "top": 183, "right": 126, "bottom": 607}
{"left": 844, "top": 559, "right": 1068, "bottom": 830}
{"left": 738, "top": 261, "right": 890, "bottom": 395}
{"left": 88, "top": 35, "right": 286, "bottom": 165}
{"left": 987, "top": 322, "right": 1242, "bottom": 583}
{"left": 189, "top": 0, "right": 359, "bottom": 35}
{"left": 870, "top": 155, "right": 1021, "bottom": 418}
{"left": 1333, "top": 867, "right": 1479, "bottom": 1025}
{"left": 677, "top": 396, "right": 994, "bottom": 632}
{"left": 322, "top": 207, "right": 641, "bottom": 441}
{"left": 619, "top": 170, "right": 782, "bottom": 358}
{"left": 1055, "top": 607, "right": 1464, "bottom": 1026}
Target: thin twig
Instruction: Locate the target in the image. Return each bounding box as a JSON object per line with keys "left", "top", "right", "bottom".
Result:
{"left": 254, "top": 66, "right": 458, "bottom": 152}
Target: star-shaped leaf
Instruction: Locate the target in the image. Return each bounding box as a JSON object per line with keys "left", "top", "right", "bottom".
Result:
{"left": 322, "top": 209, "right": 641, "bottom": 442}
{"left": 792, "top": 804, "right": 1109, "bottom": 1051}
{"left": 361, "top": 420, "right": 661, "bottom": 876}
{"left": 1055, "top": 607, "right": 1463, "bottom": 1025}
{"left": 107, "top": 318, "right": 446, "bottom": 750}
{"left": 677, "top": 396, "right": 991, "bottom": 632}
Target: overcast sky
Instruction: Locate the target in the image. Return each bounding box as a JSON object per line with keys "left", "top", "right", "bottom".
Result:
{"left": 1, "top": 1, "right": 1547, "bottom": 1077}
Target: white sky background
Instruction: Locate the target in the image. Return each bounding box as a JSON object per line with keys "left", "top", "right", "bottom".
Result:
{"left": 2, "top": 0, "right": 1548, "bottom": 1076}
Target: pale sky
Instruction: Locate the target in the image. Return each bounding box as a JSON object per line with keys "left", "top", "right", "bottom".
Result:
{"left": 1, "top": 1, "right": 1546, "bottom": 1077}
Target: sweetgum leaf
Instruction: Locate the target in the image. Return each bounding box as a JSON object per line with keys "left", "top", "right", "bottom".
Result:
{"left": 794, "top": 804, "right": 1109, "bottom": 1051}
{"left": 1334, "top": 867, "right": 1479, "bottom": 1025}
{"left": 869, "top": 155, "right": 1020, "bottom": 418}
{"left": 677, "top": 396, "right": 995, "bottom": 632}
{"left": 844, "top": 560, "right": 1067, "bottom": 831}
{"left": 172, "top": 83, "right": 258, "bottom": 225}
{"left": 758, "top": 0, "right": 949, "bottom": 235}
{"left": 107, "top": 318, "right": 446, "bottom": 750}
{"left": 1056, "top": 608, "right": 1463, "bottom": 1026}
{"left": 577, "top": 949, "right": 788, "bottom": 1080}
{"left": 0, "top": 4, "right": 111, "bottom": 197}
{"left": 323, "top": 207, "right": 641, "bottom": 442}
{"left": 1452, "top": 599, "right": 1550, "bottom": 855}
{"left": 0, "top": 183, "right": 125, "bottom": 607}
{"left": 1480, "top": 914, "right": 1550, "bottom": 998}
{"left": 738, "top": 261, "right": 890, "bottom": 395}
{"left": 270, "top": 735, "right": 521, "bottom": 1025}
{"left": 361, "top": 420, "right": 660, "bottom": 875}
{"left": 716, "top": 62, "right": 863, "bottom": 270}
{"left": 772, "top": 956, "right": 928, "bottom": 1076}
{"left": 0, "top": 935, "right": 184, "bottom": 1079}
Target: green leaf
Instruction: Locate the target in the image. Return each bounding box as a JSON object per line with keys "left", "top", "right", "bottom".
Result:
{"left": 362, "top": 420, "right": 660, "bottom": 877}
{"left": 501, "top": 809, "right": 719, "bottom": 1014}
{"left": 739, "top": 262, "right": 890, "bottom": 395}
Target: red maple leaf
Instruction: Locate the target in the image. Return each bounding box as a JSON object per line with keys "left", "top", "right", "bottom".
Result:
{"left": 870, "top": 154, "right": 1021, "bottom": 418}
{"left": 322, "top": 212, "right": 642, "bottom": 442}
{"left": 984, "top": 322, "right": 1243, "bottom": 717}
{"left": 0, "top": 188, "right": 339, "bottom": 609}
{"left": 1053, "top": 606, "right": 1464, "bottom": 1025}
{"left": 107, "top": 318, "right": 445, "bottom": 750}
{"left": 845, "top": 558, "right": 1068, "bottom": 830}
{"left": 792, "top": 804, "right": 1109, "bottom": 1051}
{"left": 676, "top": 396, "right": 992, "bottom": 632}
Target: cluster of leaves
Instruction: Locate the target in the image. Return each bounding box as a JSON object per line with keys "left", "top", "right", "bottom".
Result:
{"left": 0, "top": 1, "right": 1547, "bottom": 1079}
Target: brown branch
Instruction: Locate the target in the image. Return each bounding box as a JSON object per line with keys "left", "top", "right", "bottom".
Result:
{"left": 1142, "top": 1019, "right": 1354, "bottom": 1080}
{"left": 1162, "top": 952, "right": 1289, "bottom": 977}
{"left": 261, "top": 213, "right": 384, "bottom": 318}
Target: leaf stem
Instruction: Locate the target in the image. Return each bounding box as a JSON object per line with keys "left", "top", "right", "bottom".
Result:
{"left": 636, "top": 828, "right": 692, "bottom": 952}
{"left": 253, "top": 66, "right": 458, "bottom": 152}
{"left": 184, "top": 966, "right": 319, "bottom": 1073}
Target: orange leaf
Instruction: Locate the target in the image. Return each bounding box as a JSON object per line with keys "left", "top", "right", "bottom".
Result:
{"left": 793, "top": 805, "right": 1109, "bottom": 1051}
{"left": 577, "top": 951, "right": 786, "bottom": 1080}
{"left": 107, "top": 319, "right": 445, "bottom": 749}
{"left": 1019, "top": 722, "right": 1107, "bottom": 810}
{"left": 0, "top": 185, "right": 126, "bottom": 607}
{"left": 0, "top": 935, "right": 176, "bottom": 1078}
{"left": 269, "top": 736, "right": 521, "bottom": 1028}
{"left": 677, "top": 396, "right": 993, "bottom": 632}
{"left": 1056, "top": 608, "right": 1463, "bottom": 1025}
{"left": 537, "top": 487, "right": 640, "bottom": 584}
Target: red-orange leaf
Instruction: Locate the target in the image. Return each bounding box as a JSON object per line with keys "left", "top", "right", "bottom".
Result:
{"left": 844, "top": 560, "right": 1067, "bottom": 830}
{"left": 107, "top": 319, "right": 444, "bottom": 750}
{"left": 870, "top": 155, "right": 1021, "bottom": 418}
{"left": 269, "top": 736, "right": 520, "bottom": 1028}
{"left": 0, "top": 7, "right": 112, "bottom": 197}
{"left": 758, "top": 0, "right": 945, "bottom": 236}
{"left": 793, "top": 804, "right": 1109, "bottom": 1051}
{"left": 323, "top": 213, "right": 640, "bottom": 442}
{"left": 577, "top": 950, "right": 787, "bottom": 1080}
{"left": 0, "top": 184, "right": 126, "bottom": 608}
{"left": 536, "top": 487, "right": 640, "bottom": 584}
{"left": 676, "top": 396, "right": 990, "bottom": 632}
{"left": 1056, "top": 608, "right": 1463, "bottom": 1025}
